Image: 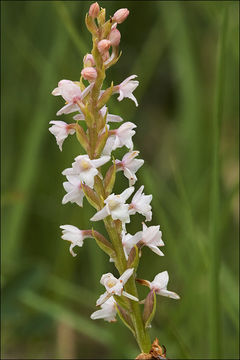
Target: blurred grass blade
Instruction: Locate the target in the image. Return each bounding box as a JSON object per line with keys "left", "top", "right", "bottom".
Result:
{"left": 209, "top": 8, "right": 228, "bottom": 358}
{"left": 53, "top": 1, "right": 88, "bottom": 55}
{"left": 3, "top": 14, "right": 69, "bottom": 269}
{"left": 46, "top": 275, "right": 97, "bottom": 307}
{"left": 20, "top": 290, "right": 114, "bottom": 345}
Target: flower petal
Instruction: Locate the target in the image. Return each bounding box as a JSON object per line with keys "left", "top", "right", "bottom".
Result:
{"left": 119, "top": 268, "right": 134, "bottom": 284}
{"left": 90, "top": 205, "right": 110, "bottom": 221}
{"left": 158, "top": 289, "right": 180, "bottom": 300}
{"left": 122, "top": 291, "right": 139, "bottom": 302}
{"left": 96, "top": 291, "right": 112, "bottom": 306}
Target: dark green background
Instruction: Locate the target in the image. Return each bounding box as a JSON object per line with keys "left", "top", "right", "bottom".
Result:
{"left": 1, "top": 1, "right": 239, "bottom": 359}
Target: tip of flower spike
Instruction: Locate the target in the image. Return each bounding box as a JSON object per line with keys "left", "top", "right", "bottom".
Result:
{"left": 89, "top": 2, "right": 100, "bottom": 18}
{"left": 113, "top": 8, "right": 129, "bottom": 24}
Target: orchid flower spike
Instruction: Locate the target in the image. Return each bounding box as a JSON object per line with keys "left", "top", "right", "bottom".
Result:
{"left": 129, "top": 186, "right": 152, "bottom": 221}
{"left": 138, "top": 271, "right": 180, "bottom": 300}
{"left": 52, "top": 80, "right": 93, "bottom": 116}
{"left": 60, "top": 225, "right": 91, "bottom": 257}
{"left": 96, "top": 268, "right": 138, "bottom": 306}
{"left": 116, "top": 150, "right": 144, "bottom": 186}
{"left": 49, "top": 121, "right": 75, "bottom": 151}
{"left": 90, "top": 187, "right": 134, "bottom": 223}
{"left": 62, "top": 155, "right": 110, "bottom": 189}
{"left": 90, "top": 297, "right": 117, "bottom": 322}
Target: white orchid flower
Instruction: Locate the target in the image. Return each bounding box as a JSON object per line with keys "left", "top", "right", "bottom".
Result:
{"left": 103, "top": 122, "right": 136, "bottom": 155}
{"left": 116, "top": 150, "right": 144, "bottom": 186}
{"left": 62, "top": 155, "right": 110, "bottom": 189}
{"left": 143, "top": 271, "right": 180, "bottom": 300}
{"left": 60, "top": 225, "right": 90, "bottom": 257}
{"left": 90, "top": 297, "right": 117, "bottom": 322}
{"left": 52, "top": 79, "right": 93, "bottom": 116}
{"left": 121, "top": 230, "right": 142, "bottom": 259}
{"left": 129, "top": 186, "right": 152, "bottom": 221}
{"left": 90, "top": 187, "right": 134, "bottom": 223}
{"left": 49, "top": 121, "right": 75, "bottom": 151}
{"left": 141, "top": 223, "right": 164, "bottom": 256}
{"left": 96, "top": 268, "right": 138, "bottom": 306}
{"left": 116, "top": 75, "right": 139, "bottom": 106}
{"left": 62, "top": 177, "right": 84, "bottom": 207}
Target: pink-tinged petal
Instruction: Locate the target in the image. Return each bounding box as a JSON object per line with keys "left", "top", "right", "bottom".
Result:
{"left": 57, "top": 103, "right": 79, "bottom": 116}
{"left": 96, "top": 291, "right": 112, "bottom": 306}
{"left": 153, "top": 271, "right": 169, "bottom": 289}
{"left": 62, "top": 189, "right": 84, "bottom": 207}
{"left": 73, "top": 113, "right": 85, "bottom": 121}
{"left": 121, "top": 75, "right": 138, "bottom": 85}
{"left": 91, "top": 156, "right": 111, "bottom": 168}
{"left": 106, "top": 113, "right": 123, "bottom": 123}
{"left": 128, "top": 93, "right": 138, "bottom": 107}
{"left": 132, "top": 185, "right": 144, "bottom": 202}
{"left": 158, "top": 289, "right": 180, "bottom": 300}
{"left": 122, "top": 291, "right": 139, "bottom": 302}
{"left": 117, "top": 90, "right": 124, "bottom": 102}
{"left": 148, "top": 245, "right": 164, "bottom": 256}
{"left": 91, "top": 297, "right": 117, "bottom": 322}
{"left": 60, "top": 224, "right": 81, "bottom": 233}
{"left": 119, "top": 268, "right": 134, "bottom": 284}
{"left": 52, "top": 87, "right": 61, "bottom": 96}
{"left": 102, "top": 136, "right": 116, "bottom": 155}
{"left": 81, "top": 168, "right": 98, "bottom": 188}
{"left": 123, "top": 167, "right": 137, "bottom": 185}
{"left": 69, "top": 243, "right": 78, "bottom": 257}
{"left": 81, "top": 82, "right": 94, "bottom": 98}
{"left": 66, "top": 175, "right": 81, "bottom": 186}
{"left": 120, "top": 186, "right": 135, "bottom": 201}
{"left": 127, "top": 158, "right": 144, "bottom": 173}
{"left": 90, "top": 205, "right": 110, "bottom": 221}
{"left": 63, "top": 181, "right": 75, "bottom": 193}
{"left": 111, "top": 204, "right": 130, "bottom": 223}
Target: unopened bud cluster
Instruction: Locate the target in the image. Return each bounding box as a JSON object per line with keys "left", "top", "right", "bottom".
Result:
{"left": 49, "top": 2, "right": 179, "bottom": 355}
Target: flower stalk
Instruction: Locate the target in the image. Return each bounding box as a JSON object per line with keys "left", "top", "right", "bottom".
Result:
{"left": 49, "top": 2, "right": 179, "bottom": 357}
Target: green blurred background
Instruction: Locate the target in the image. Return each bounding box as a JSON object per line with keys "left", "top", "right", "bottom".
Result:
{"left": 1, "top": 1, "right": 239, "bottom": 359}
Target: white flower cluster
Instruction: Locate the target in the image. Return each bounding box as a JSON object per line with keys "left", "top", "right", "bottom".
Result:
{"left": 49, "top": 2, "right": 179, "bottom": 328}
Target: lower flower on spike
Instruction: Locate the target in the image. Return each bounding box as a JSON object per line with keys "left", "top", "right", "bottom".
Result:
{"left": 60, "top": 225, "right": 92, "bottom": 257}
{"left": 96, "top": 268, "right": 138, "bottom": 306}
{"left": 137, "top": 271, "right": 180, "bottom": 300}
{"left": 90, "top": 297, "right": 117, "bottom": 322}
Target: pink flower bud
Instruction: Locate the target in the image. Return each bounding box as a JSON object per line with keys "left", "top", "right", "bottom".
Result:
{"left": 113, "top": 8, "right": 129, "bottom": 24}
{"left": 81, "top": 67, "right": 97, "bottom": 81}
{"left": 102, "top": 51, "right": 110, "bottom": 62}
{"left": 97, "top": 39, "right": 111, "bottom": 54}
{"left": 89, "top": 2, "right": 100, "bottom": 18}
{"left": 83, "top": 53, "right": 95, "bottom": 67}
{"left": 109, "top": 28, "right": 121, "bottom": 47}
